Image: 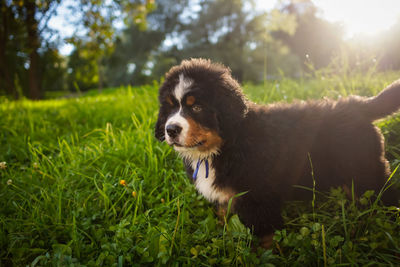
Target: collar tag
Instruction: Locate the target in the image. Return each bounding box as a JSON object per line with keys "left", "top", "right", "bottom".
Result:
{"left": 192, "top": 159, "right": 209, "bottom": 180}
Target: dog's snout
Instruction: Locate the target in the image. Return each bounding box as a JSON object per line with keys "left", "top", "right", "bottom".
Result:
{"left": 166, "top": 124, "right": 182, "bottom": 138}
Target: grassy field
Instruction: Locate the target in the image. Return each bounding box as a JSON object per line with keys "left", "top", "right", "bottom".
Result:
{"left": 1, "top": 71, "right": 400, "bottom": 266}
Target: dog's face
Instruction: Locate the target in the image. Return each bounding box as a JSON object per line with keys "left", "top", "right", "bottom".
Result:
{"left": 155, "top": 59, "right": 248, "bottom": 159}
{"left": 156, "top": 73, "right": 223, "bottom": 159}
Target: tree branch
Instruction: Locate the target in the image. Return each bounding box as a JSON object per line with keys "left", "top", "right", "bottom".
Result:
{"left": 38, "top": 1, "right": 60, "bottom": 36}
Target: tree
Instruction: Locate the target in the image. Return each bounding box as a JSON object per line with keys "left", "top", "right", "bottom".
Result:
{"left": 0, "top": 2, "right": 19, "bottom": 98}
{"left": 67, "top": 40, "right": 101, "bottom": 92}
{"left": 159, "top": 0, "right": 297, "bottom": 83}
{"left": 40, "top": 43, "right": 67, "bottom": 93}
{"left": 0, "top": 0, "right": 154, "bottom": 99}
{"left": 104, "top": 0, "right": 189, "bottom": 86}
{"left": 1, "top": 0, "right": 60, "bottom": 99}
{"left": 66, "top": 0, "right": 156, "bottom": 91}
{"left": 174, "top": 0, "right": 262, "bottom": 81}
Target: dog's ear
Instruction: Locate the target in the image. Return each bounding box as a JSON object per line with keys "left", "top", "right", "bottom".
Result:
{"left": 215, "top": 86, "right": 248, "bottom": 140}
{"left": 155, "top": 109, "right": 166, "bottom": 141}
{"left": 155, "top": 80, "right": 172, "bottom": 142}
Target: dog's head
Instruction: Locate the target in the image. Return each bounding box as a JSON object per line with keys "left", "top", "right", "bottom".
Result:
{"left": 155, "top": 58, "right": 248, "bottom": 159}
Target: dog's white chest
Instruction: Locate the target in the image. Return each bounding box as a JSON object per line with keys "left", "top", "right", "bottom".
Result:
{"left": 191, "top": 160, "right": 232, "bottom": 204}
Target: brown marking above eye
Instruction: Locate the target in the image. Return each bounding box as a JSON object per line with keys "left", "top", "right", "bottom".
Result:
{"left": 166, "top": 96, "right": 174, "bottom": 106}
{"left": 186, "top": 95, "right": 196, "bottom": 106}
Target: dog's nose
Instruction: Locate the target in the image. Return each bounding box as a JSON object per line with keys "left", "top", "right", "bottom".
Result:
{"left": 166, "top": 124, "right": 182, "bottom": 138}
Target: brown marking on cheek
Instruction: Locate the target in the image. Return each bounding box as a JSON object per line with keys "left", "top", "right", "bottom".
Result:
{"left": 186, "top": 95, "right": 195, "bottom": 106}
{"left": 185, "top": 118, "right": 207, "bottom": 146}
{"left": 185, "top": 118, "right": 223, "bottom": 151}
{"left": 199, "top": 129, "right": 223, "bottom": 151}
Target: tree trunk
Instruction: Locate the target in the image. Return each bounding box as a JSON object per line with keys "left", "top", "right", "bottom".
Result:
{"left": 25, "top": 1, "right": 42, "bottom": 99}
{"left": 0, "top": 47, "right": 17, "bottom": 99}
{"left": 0, "top": 3, "right": 18, "bottom": 99}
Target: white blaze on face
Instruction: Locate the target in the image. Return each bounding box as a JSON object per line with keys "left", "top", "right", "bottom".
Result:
{"left": 165, "top": 74, "right": 193, "bottom": 146}
{"left": 174, "top": 74, "right": 192, "bottom": 101}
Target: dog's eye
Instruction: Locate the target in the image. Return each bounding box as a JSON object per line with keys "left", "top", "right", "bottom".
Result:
{"left": 192, "top": 105, "right": 202, "bottom": 112}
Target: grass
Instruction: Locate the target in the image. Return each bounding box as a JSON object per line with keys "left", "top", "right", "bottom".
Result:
{"left": 1, "top": 71, "right": 400, "bottom": 266}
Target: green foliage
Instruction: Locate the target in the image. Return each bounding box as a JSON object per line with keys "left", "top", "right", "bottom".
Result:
{"left": 244, "top": 75, "right": 399, "bottom": 109}
{"left": 166, "top": 0, "right": 298, "bottom": 82}
{"left": 0, "top": 0, "right": 155, "bottom": 99}
{"left": 41, "top": 46, "right": 67, "bottom": 92}
{"left": 1, "top": 73, "right": 400, "bottom": 265}
{"left": 104, "top": 27, "right": 164, "bottom": 86}
{"left": 67, "top": 42, "right": 101, "bottom": 92}
{"left": 3, "top": 0, "right": 400, "bottom": 100}
{"left": 274, "top": 188, "right": 400, "bottom": 266}
{"left": 66, "top": 0, "right": 156, "bottom": 91}
{"left": 104, "top": 0, "right": 190, "bottom": 87}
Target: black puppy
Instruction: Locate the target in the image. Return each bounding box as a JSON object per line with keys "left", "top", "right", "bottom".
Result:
{"left": 155, "top": 58, "right": 400, "bottom": 244}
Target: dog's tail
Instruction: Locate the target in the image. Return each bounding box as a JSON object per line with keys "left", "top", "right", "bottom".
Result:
{"left": 365, "top": 79, "right": 400, "bottom": 120}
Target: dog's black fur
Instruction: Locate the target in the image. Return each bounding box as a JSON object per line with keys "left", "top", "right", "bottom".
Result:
{"left": 155, "top": 58, "right": 400, "bottom": 238}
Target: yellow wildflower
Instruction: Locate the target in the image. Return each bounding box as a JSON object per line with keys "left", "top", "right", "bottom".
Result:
{"left": 119, "top": 180, "right": 127, "bottom": 186}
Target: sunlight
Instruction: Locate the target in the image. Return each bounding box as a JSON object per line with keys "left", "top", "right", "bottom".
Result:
{"left": 315, "top": 0, "right": 400, "bottom": 37}
{"left": 258, "top": 0, "right": 400, "bottom": 37}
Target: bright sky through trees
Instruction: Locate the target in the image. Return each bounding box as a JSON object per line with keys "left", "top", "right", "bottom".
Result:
{"left": 314, "top": 0, "right": 400, "bottom": 37}
{"left": 258, "top": 0, "right": 400, "bottom": 37}
{"left": 52, "top": 0, "right": 400, "bottom": 55}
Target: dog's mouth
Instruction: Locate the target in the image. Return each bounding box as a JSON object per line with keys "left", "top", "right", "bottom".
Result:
{"left": 172, "top": 140, "right": 206, "bottom": 148}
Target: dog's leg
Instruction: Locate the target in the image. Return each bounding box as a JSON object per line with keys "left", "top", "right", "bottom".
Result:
{"left": 259, "top": 233, "right": 275, "bottom": 249}
{"left": 233, "top": 192, "right": 283, "bottom": 247}
{"left": 215, "top": 204, "right": 227, "bottom": 225}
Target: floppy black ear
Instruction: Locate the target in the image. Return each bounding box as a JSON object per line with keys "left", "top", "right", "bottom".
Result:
{"left": 214, "top": 84, "right": 248, "bottom": 141}
{"left": 155, "top": 110, "right": 166, "bottom": 141}
{"left": 155, "top": 76, "right": 177, "bottom": 142}
{"left": 218, "top": 98, "right": 247, "bottom": 139}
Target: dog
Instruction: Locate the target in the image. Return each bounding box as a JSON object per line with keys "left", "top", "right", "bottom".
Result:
{"left": 155, "top": 58, "right": 400, "bottom": 246}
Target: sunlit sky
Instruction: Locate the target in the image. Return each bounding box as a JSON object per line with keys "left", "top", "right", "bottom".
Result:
{"left": 315, "top": 0, "right": 400, "bottom": 36}
{"left": 54, "top": 0, "right": 400, "bottom": 55}
{"left": 258, "top": 0, "right": 400, "bottom": 37}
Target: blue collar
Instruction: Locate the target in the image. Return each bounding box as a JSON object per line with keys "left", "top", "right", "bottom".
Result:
{"left": 192, "top": 159, "right": 209, "bottom": 180}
